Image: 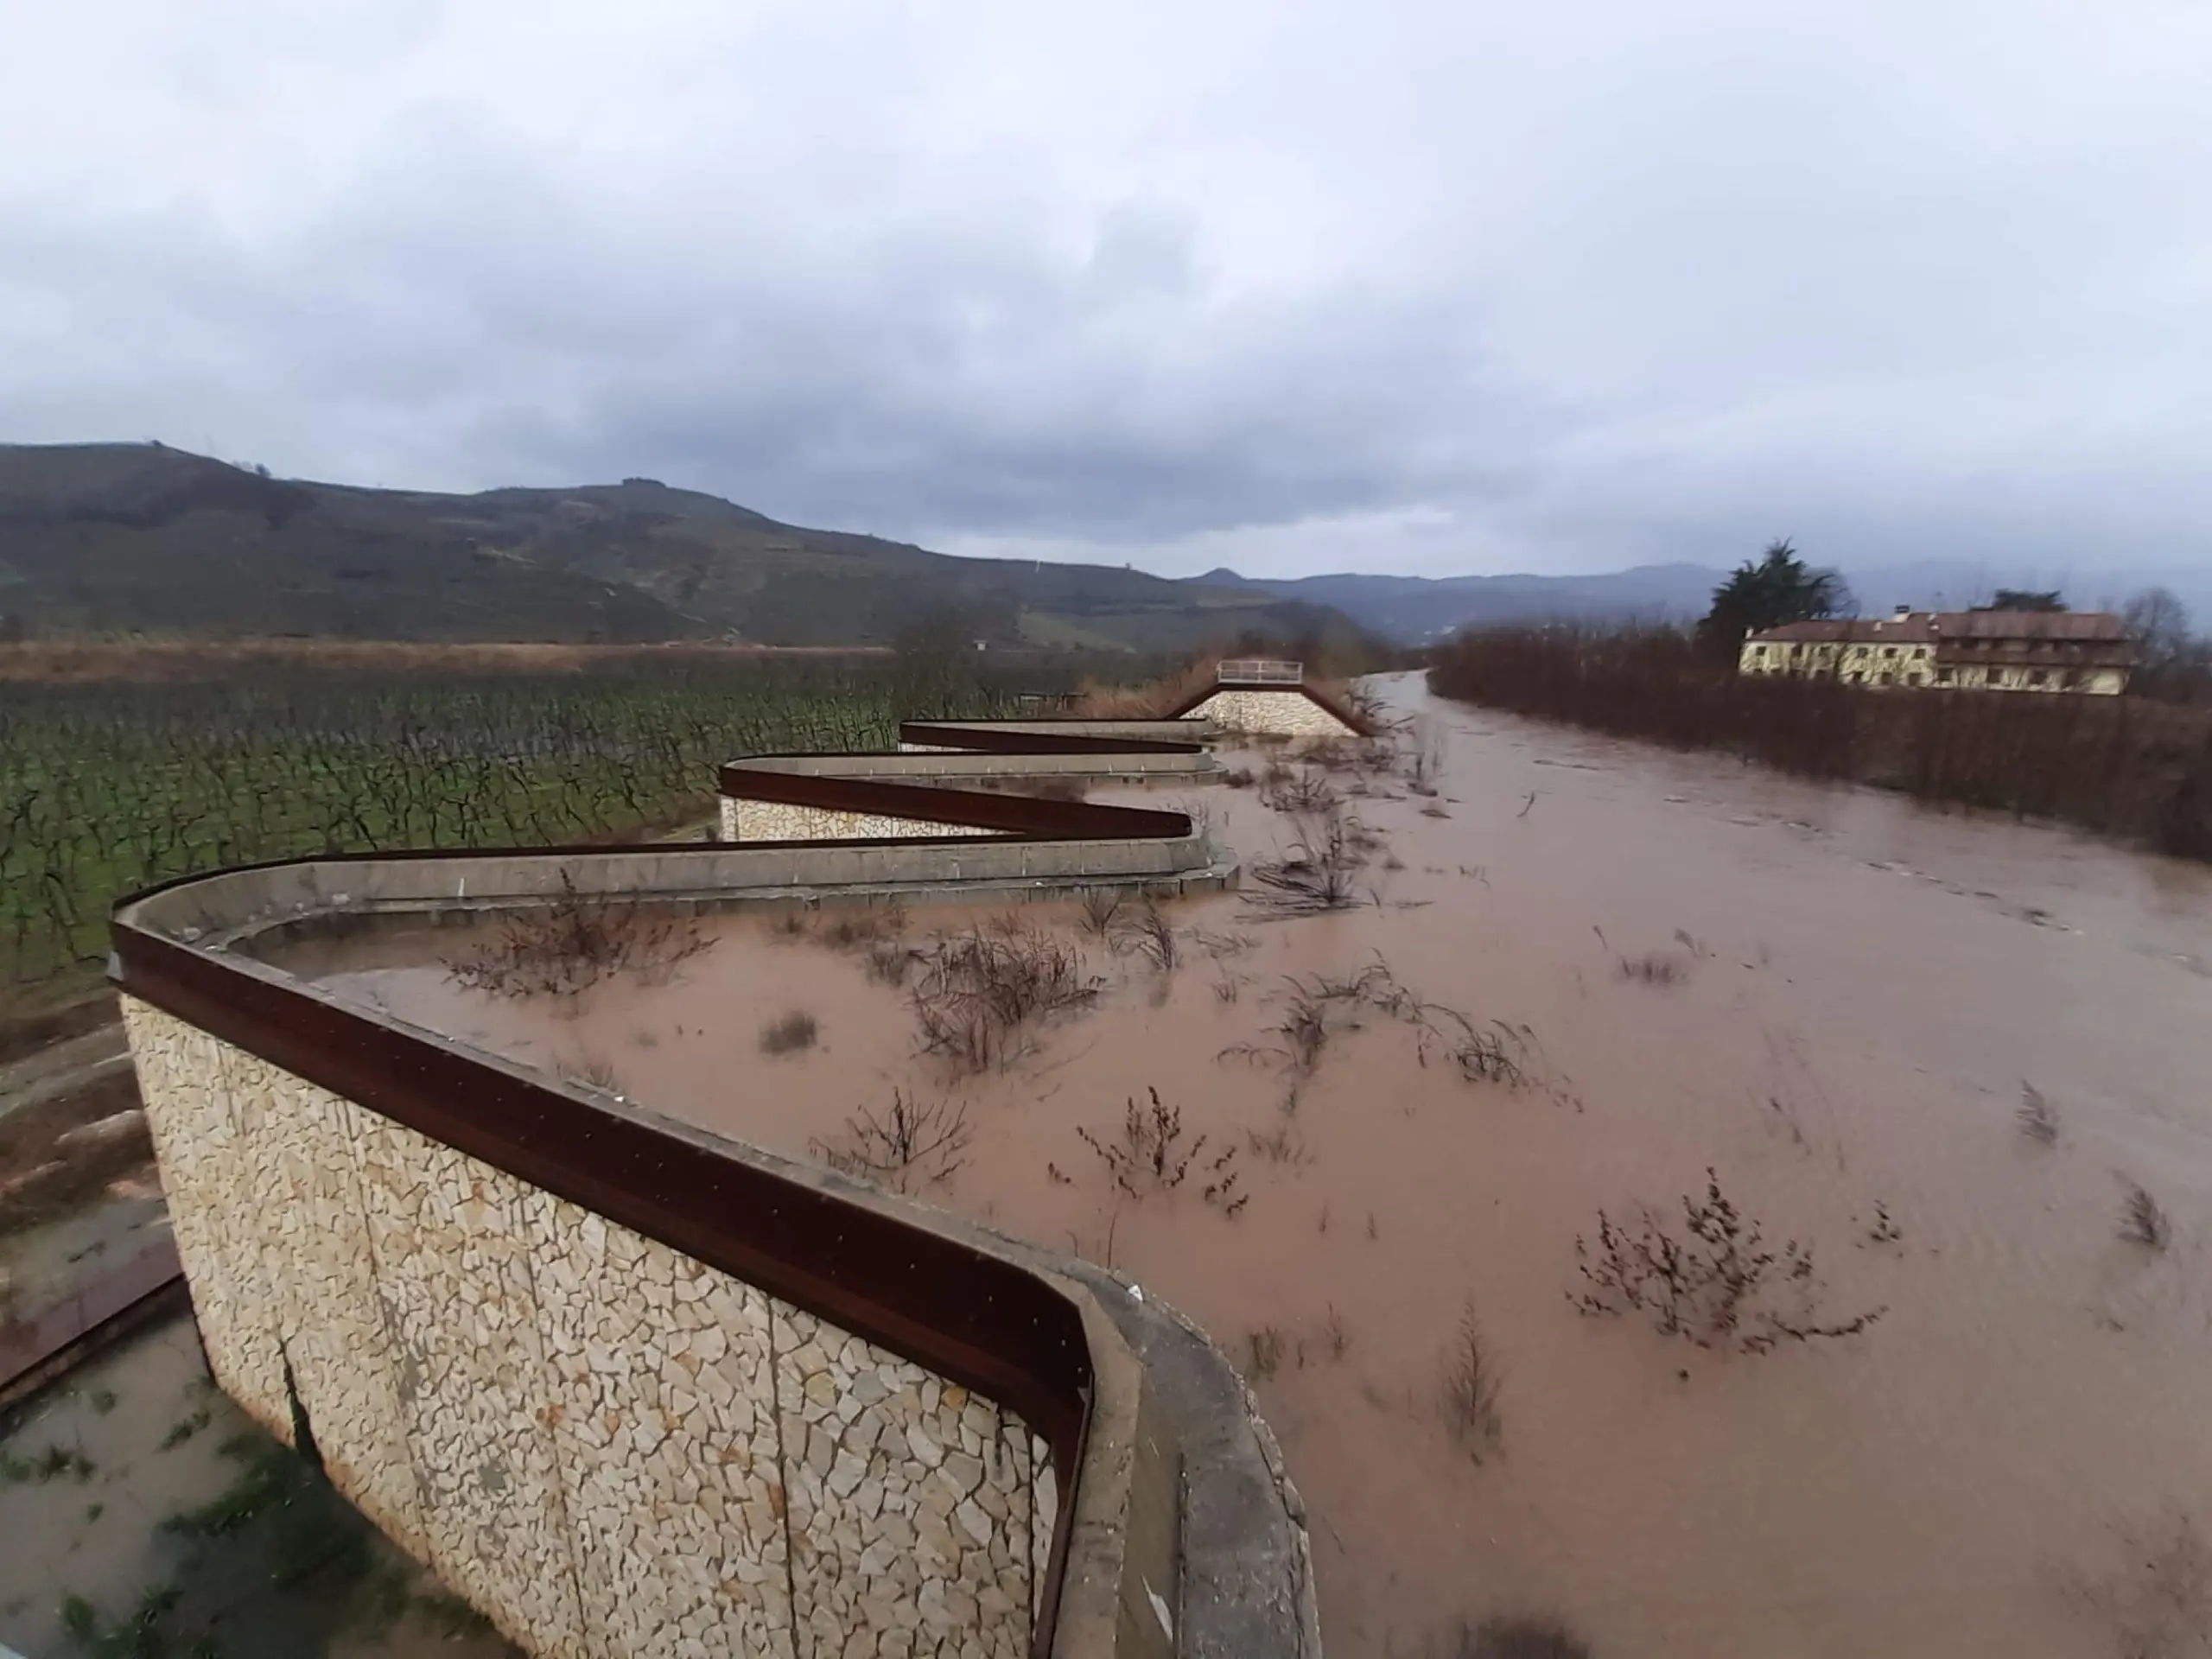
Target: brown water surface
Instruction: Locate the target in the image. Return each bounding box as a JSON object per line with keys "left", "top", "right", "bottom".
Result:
{"left": 320, "top": 673, "right": 2212, "bottom": 1658}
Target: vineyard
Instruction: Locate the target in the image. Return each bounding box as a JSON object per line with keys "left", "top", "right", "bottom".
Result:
{"left": 0, "top": 656, "right": 1016, "bottom": 987}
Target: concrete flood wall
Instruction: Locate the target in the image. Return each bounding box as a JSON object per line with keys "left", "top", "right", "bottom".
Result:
{"left": 111, "top": 828, "right": 1317, "bottom": 1658}
{"left": 716, "top": 758, "right": 1206, "bottom": 849}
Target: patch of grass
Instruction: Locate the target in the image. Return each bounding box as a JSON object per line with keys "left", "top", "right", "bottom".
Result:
{"left": 1618, "top": 951, "right": 1688, "bottom": 986}
{"left": 1246, "top": 1327, "right": 1284, "bottom": 1380}
{"left": 158, "top": 1407, "right": 213, "bottom": 1452}
{"left": 760, "top": 1010, "right": 820, "bottom": 1057}
{"left": 162, "top": 1438, "right": 295, "bottom": 1537}
{"left": 6, "top": 1441, "right": 98, "bottom": 1483}
{"left": 56, "top": 1580, "right": 183, "bottom": 1658}
{"left": 2018, "top": 1082, "right": 2060, "bottom": 1146}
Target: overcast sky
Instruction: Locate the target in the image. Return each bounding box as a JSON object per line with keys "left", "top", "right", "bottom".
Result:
{"left": 3, "top": 2, "right": 2209, "bottom": 581}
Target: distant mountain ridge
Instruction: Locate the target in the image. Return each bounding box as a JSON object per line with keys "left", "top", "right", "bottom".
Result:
{"left": 1191, "top": 560, "right": 2212, "bottom": 644}
{"left": 0, "top": 442, "right": 1370, "bottom": 652}
{"left": 1187, "top": 563, "right": 1727, "bottom": 642}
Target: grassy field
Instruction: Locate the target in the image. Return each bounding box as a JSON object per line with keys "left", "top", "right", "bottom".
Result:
{"left": 1429, "top": 625, "right": 2212, "bottom": 861}
{"left": 0, "top": 653, "right": 1028, "bottom": 991}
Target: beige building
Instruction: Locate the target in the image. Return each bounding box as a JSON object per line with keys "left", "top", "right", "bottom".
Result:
{"left": 1739, "top": 609, "right": 2133, "bottom": 696}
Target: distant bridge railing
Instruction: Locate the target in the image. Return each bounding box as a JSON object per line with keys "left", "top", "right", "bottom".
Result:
{"left": 1216, "top": 658, "right": 1304, "bottom": 685}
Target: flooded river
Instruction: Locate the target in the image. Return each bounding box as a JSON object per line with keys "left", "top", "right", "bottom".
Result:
{"left": 324, "top": 671, "right": 2212, "bottom": 1658}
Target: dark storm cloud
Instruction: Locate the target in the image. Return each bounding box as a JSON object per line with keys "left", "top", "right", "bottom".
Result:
{"left": 3, "top": 2, "right": 2209, "bottom": 581}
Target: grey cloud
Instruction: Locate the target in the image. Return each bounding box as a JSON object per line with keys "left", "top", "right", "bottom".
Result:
{"left": 1, "top": 1, "right": 2209, "bottom": 582}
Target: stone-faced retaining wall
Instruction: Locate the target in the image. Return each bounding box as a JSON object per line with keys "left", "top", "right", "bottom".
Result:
{"left": 112, "top": 779, "right": 1318, "bottom": 1656}
{"left": 721, "top": 798, "right": 1020, "bottom": 843}
{"left": 124, "top": 995, "right": 1052, "bottom": 1659}
{"left": 1173, "top": 688, "right": 1362, "bottom": 740}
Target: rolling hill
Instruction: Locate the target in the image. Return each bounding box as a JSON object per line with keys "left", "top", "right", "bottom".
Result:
{"left": 0, "top": 443, "right": 1370, "bottom": 652}
{"left": 1185, "top": 564, "right": 1727, "bottom": 643}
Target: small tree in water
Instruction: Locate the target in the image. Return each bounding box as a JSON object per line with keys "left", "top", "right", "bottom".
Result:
{"left": 1694, "top": 539, "right": 1853, "bottom": 658}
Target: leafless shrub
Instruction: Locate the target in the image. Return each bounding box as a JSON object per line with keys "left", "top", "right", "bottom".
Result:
{"left": 1261, "top": 766, "right": 1339, "bottom": 815}
{"left": 865, "top": 940, "right": 914, "bottom": 986}
{"left": 1222, "top": 766, "right": 1255, "bottom": 789}
{"left": 1446, "top": 1617, "right": 1592, "bottom": 1659}
{"left": 910, "top": 923, "right": 1102, "bottom": 1072}
{"left": 2120, "top": 1179, "right": 2172, "bottom": 1251}
{"left": 2018, "top": 1082, "right": 2060, "bottom": 1146}
{"left": 1193, "top": 927, "right": 1255, "bottom": 958}
{"left": 1077, "top": 888, "right": 1124, "bottom": 938}
{"left": 1125, "top": 903, "right": 1179, "bottom": 971}
{"left": 1244, "top": 1123, "right": 1311, "bottom": 1166}
{"left": 760, "top": 1010, "right": 819, "bottom": 1056}
{"left": 1247, "top": 1326, "right": 1284, "bottom": 1380}
{"left": 1324, "top": 1304, "right": 1351, "bottom": 1358}
{"left": 810, "top": 1090, "right": 969, "bottom": 1192}
{"left": 1223, "top": 954, "right": 1530, "bottom": 1094}
{"left": 1618, "top": 951, "right": 1688, "bottom": 986}
{"left": 1077, "top": 1086, "right": 1246, "bottom": 1213}
{"left": 822, "top": 902, "right": 906, "bottom": 950}
{"left": 1247, "top": 806, "right": 1372, "bottom": 913}
{"left": 1442, "top": 1303, "right": 1503, "bottom": 1462}
{"left": 1572, "top": 1169, "right": 1886, "bottom": 1354}
{"left": 446, "top": 873, "right": 712, "bottom": 998}
{"left": 1864, "top": 1201, "right": 1902, "bottom": 1245}
{"left": 1211, "top": 967, "right": 1243, "bottom": 1004}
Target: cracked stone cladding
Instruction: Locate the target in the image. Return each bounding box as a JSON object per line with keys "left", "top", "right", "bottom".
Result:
{"left": 1182, "top": 688, "right": 1357, "bottom": 738}
{"left": 350, "top": 1113, "right": 592, "bottom": 1656}
{"left": 122, "top": 999, "right": 295, "bottom": 1442}
{"left": 124, "top": 995, "right": 1047, "bottom": 1659}
{"left": 721, "top": 798, "right": 1013, "bottom": 842}
{"left": 1029, "top": 1435, "right": 1057, "bottom": 1624}
{"left": 775, "top": 1305, "right": 1034, "bottom": 1659}
{"left": 529, "top": 1191, "right": 798, "bottom": 1659}
{"left": 221, "top": 1045, "right": 429, "bottom": 1560}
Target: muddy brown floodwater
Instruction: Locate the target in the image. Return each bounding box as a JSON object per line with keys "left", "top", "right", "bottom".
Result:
{"left": 318, "top": 672, "right": 2212, "bottom": 1659}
